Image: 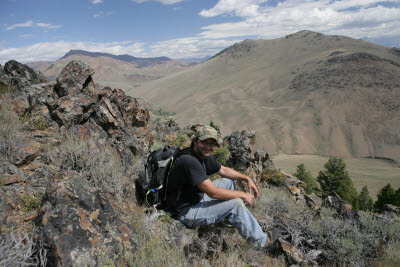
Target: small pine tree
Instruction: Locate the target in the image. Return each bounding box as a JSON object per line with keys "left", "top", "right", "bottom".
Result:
{"left": 357, "top": 186, "right": 374, "bottom": 211}
{"left": 317, "top": 157, "right": 358, "bottom": 207}
{"left": 209, "top": 121, "right": 220, "bottom": 133}
{"left": 375, "top": 183, "right": 396, "bottom": 210}
{"left": 294, "top": 163, "right": 319, "bottom": 195}
{"left": 395, "top": 187, "right": 400, "bottom": 207}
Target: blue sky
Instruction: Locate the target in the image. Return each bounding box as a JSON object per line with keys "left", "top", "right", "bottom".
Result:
{"left": 1, "top": 0, "right": 400, "bottom": 64}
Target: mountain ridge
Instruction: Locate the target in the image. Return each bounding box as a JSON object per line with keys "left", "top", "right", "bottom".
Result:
{"left": 59, "top": 49, "right": 172, "bottom": 68}
{"left": 128, "top": 30, "right": 400, "bottom": 163}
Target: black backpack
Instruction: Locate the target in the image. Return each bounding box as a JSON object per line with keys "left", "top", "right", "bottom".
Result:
{"left": 135, "top": 146, "right": 181, "bottom": 209}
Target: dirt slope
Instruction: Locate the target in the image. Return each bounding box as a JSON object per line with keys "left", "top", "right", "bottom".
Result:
{"left": 128, "top": 30, "right": 400, "bottom": 162}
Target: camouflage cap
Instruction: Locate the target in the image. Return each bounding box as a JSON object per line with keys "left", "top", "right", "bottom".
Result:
{"left": 196, "top": 125, "right": 221, "bottom": 146}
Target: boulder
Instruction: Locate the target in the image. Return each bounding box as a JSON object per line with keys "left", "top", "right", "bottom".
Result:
{"left": 40, "top": 170, "right": 137, "bottom": 266}
{"left": 8, "top": 140, "right": 40, "bottom": 167}
{"left": 279, "top": 239, "right": 304, "bottom": 264}
{"left": 324, "top": 192, "right": 359, "bottom": 219}
{"left": 3, "top": 60, "right": 47, "bottom": 90}
{"left": 54, "top": 61, "right": 95, "bottom": 97}
{"left": 383, "top": 204, "right": 400, "bottom": 217}
{"left": 50, "top": 94, "right": 95, "bottom": 128}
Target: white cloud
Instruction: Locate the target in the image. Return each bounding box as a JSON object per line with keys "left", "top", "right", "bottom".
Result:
{"left": 92, "top": 0, "right": 103, "bottom": 4}
{"left": 0, "top": 41, "right": 146, "bottom": 65}
{"left": 200, "top": 0, "right": 267, "bottom": 17}
{"left": 93, "top": 10, "right": 114, "bottom": 18}
{"left": 18, "top": 34, "right": 32, "bottom": 38}
{"left": 131, "top": 0, "right": 183, "bottom": 5}
{"left": 36, "top": 22, "right": 61, "bottom": 29}
{"left": 6, "top": 20, "right": 61, "bottom": 30}
{"left": 6, "top": 20, "right": 33, "bottom": 30}
{"left": 150, "top": 37, "right": 240, "bottom": 58}
{"left": 198, "top": 0, "right": 400, "bottom": 40}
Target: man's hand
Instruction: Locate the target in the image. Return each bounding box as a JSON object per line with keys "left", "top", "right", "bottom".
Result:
{"left": 247, "top": 179, "right": 259, "bottom": 198}
{"left": 241, "top": 192, "right": 255, "bottom": 205}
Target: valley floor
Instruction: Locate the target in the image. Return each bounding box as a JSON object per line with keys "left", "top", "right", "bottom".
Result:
{"left": 272, "top": 154, "right": 400, "bottom": 200}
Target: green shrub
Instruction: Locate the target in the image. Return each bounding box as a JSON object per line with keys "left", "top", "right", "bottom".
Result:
{"left": 0, "top": 82, "right": 12, "bottom": 95}
{"left": 293, "top": 163, "right": 319, "bottom": 195}
{"left": 151, "top": 106, "right": 176, "bottom": 117}
{"left": 21, "top": 192, "right": 43, "bottom": 212}
{"left": 317, "top": 157, "right": 358, "bottom": 206}
{"left": 209, "top": 120, "right": 220, "bottom": 133}
{"left": 358, "top": 186, "right": 374, "bottom": 211}
{"left": 29, "top": 116, "right": 49, "bottom": 131}
{"left": 375, "top": 183, "right": 397, "bottom": 210}
{"left": 212, "top": 145, "right": 230, "bottom": 165}
{"left": 260, "top": 168, "right": 286, "bottom": 186}
{"left": 166, "top": 131, "right": 190, "bottom": 148}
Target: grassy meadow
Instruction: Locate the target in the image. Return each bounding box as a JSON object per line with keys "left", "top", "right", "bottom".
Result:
{"left": 272, "top": 154, "right": 400, "bottom": 200}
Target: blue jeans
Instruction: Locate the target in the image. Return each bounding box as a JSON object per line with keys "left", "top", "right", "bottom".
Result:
{"left": 178, "top": 178, "right": 267, "bottom": 247}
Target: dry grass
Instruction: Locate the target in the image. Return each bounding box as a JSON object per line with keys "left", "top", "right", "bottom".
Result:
{"left": 0, "top": 100, "right": 23, "bottom": 157}
{"left": 0, "top": 231, "right": 47, "bottom": 266}
{"left": 272, "top": 154, "right": 400, "bottom": 200}
{"left": 59, "top": 131, "right": 129, "bottom": 204}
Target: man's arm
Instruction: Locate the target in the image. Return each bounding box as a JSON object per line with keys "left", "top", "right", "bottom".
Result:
{"left": 197, "top": 179, "right": 255, "bottom": 205}
{"left": 217, "top": 165, "right": 259, "bottom": 198}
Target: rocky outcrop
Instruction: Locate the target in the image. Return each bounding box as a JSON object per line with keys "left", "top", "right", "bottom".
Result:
{"left": 54, "top": 61, "right": 95, "bottom": 97}
{"left": 2, "top": 60, "right": 47, "bottom": 90}
{"left": 0, "top": 60, "right": 152, "bottom": 266}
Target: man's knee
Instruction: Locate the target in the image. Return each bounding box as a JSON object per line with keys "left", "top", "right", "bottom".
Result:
{"left": 229, "top": 198, "right": 246, "bottom": 209}
{"left": 213, "top": 178, "right": 235, "bottom": 190}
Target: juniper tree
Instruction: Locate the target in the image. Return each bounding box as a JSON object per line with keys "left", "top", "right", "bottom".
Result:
{"left": 294, "top": 163, "right": 319, "bottom": 195}
{"left": 357, "top": 186, "right": 374, "bottom": 211}
{"left": 317, "top": 157, "right": 358, "bottom": 206}
{"left": 375, "top": 183, "right": 396, "bottom": 210}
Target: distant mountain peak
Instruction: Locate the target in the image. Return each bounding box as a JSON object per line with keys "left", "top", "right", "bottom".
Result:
{"left": 59, "top": 50, "right": 172, "bottom": 68}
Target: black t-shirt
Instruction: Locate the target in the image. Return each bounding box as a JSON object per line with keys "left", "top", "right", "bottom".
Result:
{"left": 165, "top": 147, "right": 221, "bottom": 217}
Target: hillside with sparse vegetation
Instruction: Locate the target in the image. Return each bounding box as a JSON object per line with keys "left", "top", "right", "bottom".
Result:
{"left": 129, "top": 30, "right": 400, "bottom": 164}
{"left": 1, "top": 60, "right": 399, "bottom": 266}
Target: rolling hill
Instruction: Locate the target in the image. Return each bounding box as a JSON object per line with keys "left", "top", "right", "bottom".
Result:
{"left": 127, "top": 30, "right": 400, "bottom": 163}
{"left": 30, "top": 50, "right": 197, "bottom": 91}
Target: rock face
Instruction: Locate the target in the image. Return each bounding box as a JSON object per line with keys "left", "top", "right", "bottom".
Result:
{"left": 54, "top": 61, "right": 95, "bottom": 97}
{"left": 41, "top": 170, "right": 137, "bottom": 266}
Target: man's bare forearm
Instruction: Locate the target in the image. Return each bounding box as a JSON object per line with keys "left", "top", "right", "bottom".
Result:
{"left": 218, "top": 165, "right": 251, "bottom": 181}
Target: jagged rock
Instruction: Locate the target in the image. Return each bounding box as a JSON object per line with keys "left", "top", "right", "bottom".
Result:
{"left": 10, "top": 95, "right": 29, "bottom": 115}
{"left": 3, "top": 60, "right": 47, "bottom": 90}
{"left": 50, "top": 94, "right": 95, "bottom": 128}
{"left": 110, "top": 88, "right": 150, "bottom": 128}
{"left": 224, "top": 130, "right": 256, "bottom": 171}
{"left": 383, "top": 204, "right": 400, "bottom": 217}
{"left": 54, "top": 61, "right": 95, "bottom": 97}
{"left": 305, "top": 193, "right": 322, "bottom": 211}
{"left": 2, "top": 173, "right": 23, "bottom": 185}
{"left": 40, "top": 170, "right": 137, "bottom": 266}
{"left": 279, "top": 238, "right": 304, "bottom": 264}
{"left": 255, "top": 150, "right": 274, "bottom": 169}
{"left": 8, "top": 140, "right": 40, "bottom": 167}
{"left": 324, "top": 192, "right": 359, "bottom": 219}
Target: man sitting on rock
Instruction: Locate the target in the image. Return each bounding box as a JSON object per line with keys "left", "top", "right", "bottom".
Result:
{"left": 165, "top": 125, "right": 278, "bottom": 249}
